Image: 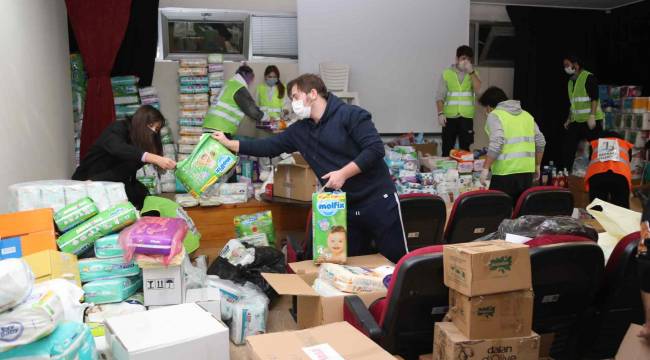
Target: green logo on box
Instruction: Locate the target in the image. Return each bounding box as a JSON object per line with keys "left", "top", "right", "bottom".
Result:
{"left": 489, "top": 256, "right": 512, "bottom": 273}
{"left": 451, "top": 265, "right": 466, "bottom": 279}
{"left": 477, "top": 306, "right": 495, "bottom": 318}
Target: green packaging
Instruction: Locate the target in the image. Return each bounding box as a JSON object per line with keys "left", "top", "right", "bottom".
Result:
{"left": 234, "top": 211, "right": 276, "bottom": 246}
{"left": 54, "top": 197, "right": 98, "bottom": 233}
{"left": 78, "top": 257, "right": 141, "bottom": 282}
{"left": 312, "top": 192, "right": 347, "bottom": 264}
{"left": 175, "top": 134, "right": 238, "bottom": 198}
{"left": 56, "top": 202, "right": 138, "bottom": 255}
{"left": 94, "top": 234, "right": 123, "bottom": 259}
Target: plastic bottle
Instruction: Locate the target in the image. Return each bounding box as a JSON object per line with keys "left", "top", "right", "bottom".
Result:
{"left": 541, "top": 166, "right": 549, "bottom": 186}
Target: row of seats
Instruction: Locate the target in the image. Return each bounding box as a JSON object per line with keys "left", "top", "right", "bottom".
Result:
{"left": 343, "top": 233, "right": 643, "bottom": 360}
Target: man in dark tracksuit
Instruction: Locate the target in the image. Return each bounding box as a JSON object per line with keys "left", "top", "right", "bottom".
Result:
{"left": 638, "top": 204, "right": 650, "bottom": 339}
{"left": 211, "top": 74, "right": 408, "bottom": 263}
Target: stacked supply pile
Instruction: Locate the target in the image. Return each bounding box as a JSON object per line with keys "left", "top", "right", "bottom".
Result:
{"left": 111, "top": 76, "right": 140, "bottom": 119}
{"left": 177, "top": 58, "right": 209, "bottom": 162}
{"left": 0, "top": 258, "right": 96, "bottom": 358}
{"left": 70, "top": 54, "right": 86, "bottom": 166}
{"left": 434, "top": 240, "right": 539, "bottom": 360}
{"left": 138, "top": 86, "right": 160, "bottom": 110}
{"left": 208, "top": 54, "right": 225, "bottom": 105}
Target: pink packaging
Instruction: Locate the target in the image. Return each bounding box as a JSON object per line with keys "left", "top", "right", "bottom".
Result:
{"left": 208, "top": 64, "right": 224, "bottom": 73}
{"left": 119, "top": 217, "right": 188, "bottom": 265}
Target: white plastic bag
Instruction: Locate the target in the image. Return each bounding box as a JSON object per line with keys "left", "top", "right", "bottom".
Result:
{"left": 587, "top": 198, "right": 642, "bottom": 262}
{"left": 220, "top": 239, "right": 255, "bottom": 266}
{"left": 33, "top": 279, "right": 87, "bottom": 324}
{"left": 229, "top": 290, "right": 269, "bottom": 345}
{"left": 0, "top": 258, "right": 34, "bottom": 313}
{"left": 207, "top": 275, "right": 243, "bottom": 321}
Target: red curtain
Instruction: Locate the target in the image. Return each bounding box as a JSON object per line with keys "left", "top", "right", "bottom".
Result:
{"left": 66, "top": 0, "right": 132, "bottom": 159}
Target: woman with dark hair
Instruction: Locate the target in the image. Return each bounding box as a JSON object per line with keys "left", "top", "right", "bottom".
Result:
{"left": 204, "top": 64, "right": 272, "bottom": 137}
{"left": 256, "top": 65, "right": 287, "bottom": 120}
{"left": 72, "top": 105, "right": 176, "bottom": 208}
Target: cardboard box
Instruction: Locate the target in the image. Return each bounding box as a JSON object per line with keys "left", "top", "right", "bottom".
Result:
{"left": 262, "top": 254, "right": 392, "bottom": 329}
{"left": 23, "top": 249, "right": 81, "bottom": 287}
{"left": 142, "top": 264, "right": 185, "bottom": 306}
{"left": 413, "top": 143, "right": 438, "bottom": 157}
{"left": 0, "top": 208, "right": 56, "bottom": 259}
{"left": 433, "top": 322, "right": 540, "bottom": 360}
{"left": 247, "top": 321, "right": 395, "bottom": 360}
{"left": 273, "top": 153, "right": 319, "bottom": 202}
{"left": 105, "top": 303, "right": 229, "bottom": 360}
{"left": 443, "top": 240, "right": 532, "bottom": 296}
{"left": 447, "top": 289, "right": 533, "bottom": 339}
{"left": 615, "top": 323, "right": 650, "bottom": 360}
{"left": 185, "top": 287, "right": 221, "bottom": 320}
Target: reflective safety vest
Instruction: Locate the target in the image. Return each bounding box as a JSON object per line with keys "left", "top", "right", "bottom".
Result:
{"left": 443, "top": 68, "right": 475, "bottom": 119}
{"left": 141, "top": 196, "right": 201, "bottom": 253}
{"left": 584, "top": 137, "right": 632, "bottom": 191}
{"left": 568, "top": 70, "right": 604, "bottom": 123}
{"left": 485, "top": 109, "right": 536, "bottom": 176}
{"left": 204, "top": 78, "right": 246, "bottom": 134}
{"left": 256, "top": 83, "right": 283, "bottom": 119}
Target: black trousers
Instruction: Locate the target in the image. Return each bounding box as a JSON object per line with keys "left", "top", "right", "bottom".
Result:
{"left": 588, "top": 171, "right": 630, "bottom": 209}
{"left": 442, "top": 117, "right": 474, "bottom": 156}
{"left": 489, "top": 173, "right": 533, "bottom": 205}
{"left": 562, "top": 121, "right": 603, "bottom": 172}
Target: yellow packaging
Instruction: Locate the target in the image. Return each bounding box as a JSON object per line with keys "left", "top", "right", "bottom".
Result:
{"left": 23, "top": 250, "right": 80, "bottom": 287}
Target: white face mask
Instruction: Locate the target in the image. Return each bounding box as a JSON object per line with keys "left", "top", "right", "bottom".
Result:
{"left": 291, "top": 98, "right": 312, "bottom": 119}
{"left": 564, "top": 66, "right": 576, "bottom": 75}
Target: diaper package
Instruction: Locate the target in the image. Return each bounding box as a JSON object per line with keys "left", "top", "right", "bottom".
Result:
{"left": 175, "top": 134, "right": 238, "bottom": 198}
{"left": 234, "top": 210, "right": 276, "bottom": 246}
{"left": 179, "top": 93, "right": 209, "bottom": 103}
{"left": 207, "top": 276, "right": 243, "bottom": 321}
{"left": 111, "top": 76, "right": 138, "bottom": 87}
{"left": 178, "top": 135, "right": 202, "bottom": 145}
{"left": 312, "top": 278, "right": 347, "bottom": 297}
{"left": 78, "top": 257, "right": 140, "bottom": 283}
{"left": 318, "top": 263, "right": 388, "bottom": 293}
{"left": 179, "top": 76, "right": 209, "bottom": 86}
{"left": 209, "top": 63, "right": 224, "bottom": 72}
{"left": 179, "top": 85, "right": 210, "bottom": 94}
{"left": 312, "top": 192, "right": 348, "bottom": 264}
{"left": 220, "top": 239, "right": 255, "bottom": 266}
{"left": 175, "top": 193, "right": 199, "bottom": 207}
{"left": 85, "top": 294, "right": 145, "bottom": 336}
{"left": 0, "top": 258, "right": 34, "bottom": 313}
{"left": 229, "top": 291, "right": 269, "bottom": 345}
{"left": 33, "top": 279, "right": 87, "bottom": 324}
{"left": 237, "top": 233, "right": 269, "bottom": 247}
{"left": 0, "top": 322, "right": 95, "bottom": 359}
{"left": 208, "top": 53, "right": 224, "bottom": 64}
{"left": 0, "top": 290, "right": 64, "bottom": 352}
{"left": 119, "top": 217, "right": 187, "bottom": 265}
{"left": 178, "top": 117, "right": 204, "bottom": 127}
{"left": 82, "top": 276, "right": 143, "bottom": 304}
{"left": 53, "top": 197, "right": 98, "bottom": 233}
{"left": 56, "top": 202, "right": 138, "bottom": 255}
{"left": 218, "top": 183, "right": 248, "bottom": 204}
{"left": 178, "top": 67, "right": 208, "bottom": 77}
{"left": 180, "top": 58, "right": 208, "bottom": 68}
{"left": 179, "top": 126, "right": 205, "bottom": 135}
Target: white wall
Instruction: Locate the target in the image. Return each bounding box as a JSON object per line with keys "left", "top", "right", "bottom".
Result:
{"left": 298, "top": 0, "right": 470, "bottom": 134}
{"left": 0, "top": 1, "right": 73, "bottom": 213}
{"left": 159, "top": 0, "right": 296, "bottom": 13}
{"left": 470, "top": 3, "right": 510, "bottom": 22}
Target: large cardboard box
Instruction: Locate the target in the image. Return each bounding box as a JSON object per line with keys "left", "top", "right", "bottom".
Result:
{"left": 615, "top": 323, "right": 650, "bottom": 360}
{"left": 433, "top": 322, "right": 540, "bottom": 360}
{"left": 247, "top": 321, "right": 395, "bottom": 360}
{"left": 23, "top": 249, "right": 81, "bottom": 287}
{"left": 105, "top": 303, "right": 229, "bottom": 360}
{"left": 443, "top": 240, "right": 532, "bottom": 296}
{"left": 273, "top": 153, "right": 319, "bottom": 201}
{"left": 142, "top": 264, "right": 185, "bottom": 306}
{"left": 185, "top": 287, "right": 221, "bottom": 320}
{"left": 447, "top": 289, "right": 534, "bottom": 340}
{"left": 413, "top": 143, "right": 438, "bottom": 157}
{"left": 0, "top": 208, "right": 56, "bottom": 259}
{"left": 262, "top": 254, "right": 392, "bottom": 329}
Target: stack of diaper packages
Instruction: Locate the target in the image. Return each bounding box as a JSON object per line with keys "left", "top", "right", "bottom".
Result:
{"left": 70, "top": 53, "right": 86, "bottom": 166}
{"left": 136, "top": 164, "right": 162, "bottom": 195}
{"left": 138, "top": 86, "right": 160, "bottom": 110}
{"left": 208, "top": 53, "right": 225, "bottom": 105}
{"left": 0, "top": 258, "right": 96, "bottom": 358}
{"left": 111, "top": 75, "right": 141, "bottom": 120}
{"left": 177, "top": 57, "right": 209, "bottom": 162}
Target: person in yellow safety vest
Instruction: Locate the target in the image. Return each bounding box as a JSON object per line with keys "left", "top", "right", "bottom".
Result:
{"left": 478, "top": 86, "right": 546, "bottom": 203}
{"left": 436, "top": 45, "right": 482, "bottom": 156}
{"left": 256, "top": 65, "right": 289, "bottom": 120}
{"left": 561, "top": 54, "right": 604, "bottom": 173}
{"left": 203, "top": 65, "right": 274, "bottom": 136}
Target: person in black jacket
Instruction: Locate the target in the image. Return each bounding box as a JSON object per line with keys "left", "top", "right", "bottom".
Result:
{"left": 72, "top": 105, "right": 176, "bottom": 208}
{"left": 210, "top": 74, "right": 408, "bottom": 263}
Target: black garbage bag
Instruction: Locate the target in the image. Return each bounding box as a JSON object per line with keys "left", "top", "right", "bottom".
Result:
{"left": 475, "top": 215, "right": 598, "bottom": 242}
{"left": 207, "top": 245, "right": 285, "bottom": 299}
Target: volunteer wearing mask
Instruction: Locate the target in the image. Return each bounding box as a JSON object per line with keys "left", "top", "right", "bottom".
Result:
{"left": 210, "top": 74, "right": 407, "bottom": 263}
{"left": 204, "top": 65, "right": 272, "bottom": 137}
{"left": 256, "top": 65, "right": 287, "bottom": 120}
{"left": 584, "top": 131, "right": 632, "bottom": 208}
{"left": 478, "top": 87, "right": 546, "bottom": 203}
{"left": 562, "top": 55, "right": 604, "bottom": 172}
{"left": 436, "top": 45, "right": 481, "bottom": 156}
{"left": 72, "top": 105, "right": 176, "bottom": 208}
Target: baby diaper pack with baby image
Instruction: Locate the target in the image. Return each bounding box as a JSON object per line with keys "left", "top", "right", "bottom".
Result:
{"left": 312, "top": 192, "right": 347, "bottom": 264}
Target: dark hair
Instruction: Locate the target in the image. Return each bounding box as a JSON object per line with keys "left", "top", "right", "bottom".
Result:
{"left": 478, "top": 86, "right": 509, "bottom": 108}
{"left": 287, "top": 74, "right": 328, "bottom": 99}
{"left": 599, "top": 130, "right": 624, "bottom": 140}
{"left": 264, "top": 65, "right": 285, "bottom": 99}
{"left": 330, "top": 225, "right": 346, "bottom": 234}
{"left": 128, "top": 105, "right": 164, "bottom": 156}
{"left": 564, "top": 54, "right": 581, "bottom": 66}
{"left": 456, "top": 45, "right": 474, "bottom": 59}
{"left": 236, "top": 64, "right": 254, "bottom": 81}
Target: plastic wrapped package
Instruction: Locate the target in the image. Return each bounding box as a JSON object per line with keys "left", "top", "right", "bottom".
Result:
{"left": 82, "top": 276, "right": 142, "bottom": 304}
{"left": 111, "top": 76, "right": 138, "bottom": 87}
{"left": 63, "top": 182, "right": 87, "bottom": 204}
{"left": 218, "top": 183, "right": 248, "bottom": 204}
{"left": 0, "top": 322, "right": 95, "bottom": 360}
{"left": 84, "top": 181, "right": 111, "bottom": 211}
{"left": 112, "top": 85, "right": 138, "bottom": 97}
{"left": 115, "top": 104, "right": 140, "bottom": 118}
{"left": 114, "top": 95, "right": 139, "bottom": 105}
{"left": 85, "top": 295, "right": 145, "bottom": 324}
{"left": 184, "top": 255, "right": 208, "bottom": 290}
{"left": 163, "top": 144, "right": 177, "bottom": 156}
{"left": 160, "top": 170, "right": 176, "bottom": 185}
{"left": 33, "top": 279, "right": 87, "bottom": 324}
{"left": 234, "top": 211, "right": 276, "bottom": 246}
{"left": 476, "top": 215, "right": 599, "bottom": 242}
{"left": 179, "top": 76, "right": 209, "bottom": 85}
{"left": 318, "top": 264, "right": 389, "bottom": 293}
{"left": 209, "top": 79, "right": 224, "bottom": 88}
{"left": 237, "top": 233, "right": 269, "bottom": 247}
{"left": 78, "top": 257, "right": 141, "bottom": 282}
{"left": 139, "top": 87, "right": 157, "bottom": 97}
{"left": 179, "top": 109, "right": 208, "bottom": 118}
{"left": 179, "top": 85, "right": 210, "bottom": 94}
{"left": 207, "top": 276, "right": 244, "bottom": 321}
{"left": 180, "top": 102, "right": 209, "bottom": 111}
{"left": 94, "top": 234, "right": 123, "bottom": 259}
{"left": 220, "top": 239, "right": 255, "bottom": 266}
{"left": 118, "top": 217, "right": 187, "bottom": 265}
{"left": 208, "top": 54, "right": 223, "bottom": 64}
{"left": 8, "top": 180, "right": 128, "bottom": 212}
{"left": 175, "top": 193, "right": 199, "bottom": 207}
{"left": 56, "top": 202, "right": 138, "bottom": 255}
{"left": 229, "top": 287, "right": 269, "bottom": 345}
{"left": 54, "top": 197, "right": 98, "bottom": 233}
{"left": 141, "top": 96, "right": 160, "bottom": 106}
{"left": 312, "top": 278, "right": 347, "bottom": 297}
{"left": 180, "top": 58, "right": 208, "bottom": 68}
{"left": 179, "top": 126, "right": 205, "bottom": 136}
{"left": 0, "top": 258, "right": 34, "bottom": 313}
{"left": 179, "top": 93, "right": 209, "bottom": 103}
{"left": 162, "top": 183, "right": 176, "bottom": 193}
{"left": 40, "top": 184, "right": 66, "bottom": 212}
{"left": 178, "top": 67, "right": 208, "bottom": 77}
{"left": 178, "top": 135, "right": 202, "bottom": 145}
{"left": 209, "top": 72, "right": 224, "bottom": 81}
{"left": 178, "top": 117, "right": 204, "bottom": 127}
{"left": 0, "top": 290, "right": 64, "bottom": 352}
{"left": 209, "top": 63, "right": 224, "bottom": 72}
{"left": 178, "top": 144, "right": 197, "bottom": 154}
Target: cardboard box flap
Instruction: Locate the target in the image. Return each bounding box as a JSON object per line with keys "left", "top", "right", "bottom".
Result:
{"left": 292, "top": 153, "right": 309, "bottom": 166}
{"left": 616, "top": 324, "right": 650, "bottom": 360}
{"left": 261, "top": 273, "right": 318, "bottom": 296}
{"left": 0, "top": 208, "right": 54, "bottom": 237}
{"left": 289, "top": 254, "right": 393, "bottom": 275}
{"left": 24, "top": 251, "right": 52, "bottom": 279}
{"left": 448, "top": 240, "right": 528, "bottom": 254}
